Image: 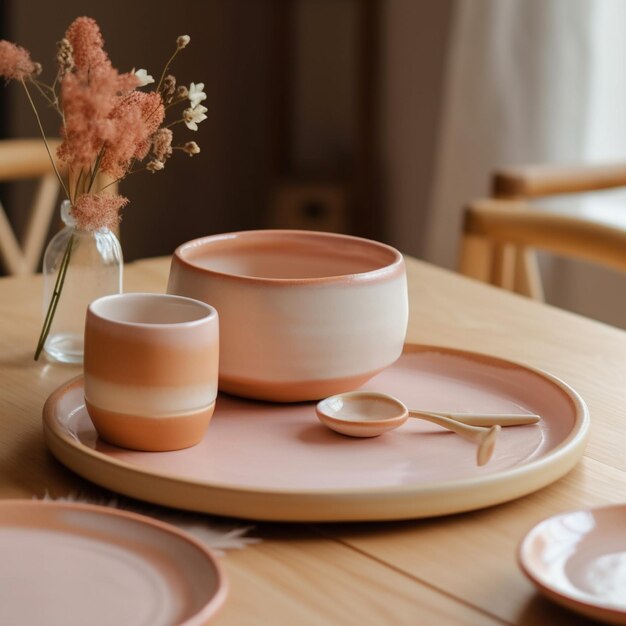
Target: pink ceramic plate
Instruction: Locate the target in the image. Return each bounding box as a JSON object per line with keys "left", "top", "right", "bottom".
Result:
{"left": 43, "top": 345, "right": 589, "bottom": 522}
{"left": 0, "top": 500, "right": 227, "bottom": 626}
{"left": 519, "top": 505, "right": 626, "bottom": 624}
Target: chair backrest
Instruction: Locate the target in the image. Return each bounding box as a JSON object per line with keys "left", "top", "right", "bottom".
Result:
{"left": 493, "top": 163, "right": 626, "bottom": 198}
{"left": 0, "top": 138, "right": 63, "bottom": 276}
{"left": 459, "top": 164, "right": 626, "bottom": 299}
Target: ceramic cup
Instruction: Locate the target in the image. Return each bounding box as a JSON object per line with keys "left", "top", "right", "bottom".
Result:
{"left": 84, "top": 293, "right": 219, "bottom": 451}
{"left": 167, "top": 230, "right": 408, "bottom": 402}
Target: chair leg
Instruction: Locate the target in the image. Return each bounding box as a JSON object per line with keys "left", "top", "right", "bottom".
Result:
{"left": 490, "top": 244, "right": 516, "bottom": 290}
{"left": 23, "top": 174, "right": 60, "bottom": 273}
{"left": 513, "top": 247, "right": 544, "bottom": 300}
{"left": 458, "top": 233, "right": 495, "bottom": 283}
{"left": 0, "top": 202, "right": 25, "bottom": 275}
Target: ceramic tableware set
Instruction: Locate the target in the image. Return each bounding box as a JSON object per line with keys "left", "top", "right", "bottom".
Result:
{"left": 33, "top": 229, "right": 626, "bottom": 624}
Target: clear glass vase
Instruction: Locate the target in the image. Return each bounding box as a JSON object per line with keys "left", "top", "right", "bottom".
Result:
{"left": 41, "top": 200, "right": 123, "bottom": 363}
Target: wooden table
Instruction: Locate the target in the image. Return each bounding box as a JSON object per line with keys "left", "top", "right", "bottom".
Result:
{"left": 1, "top": 256, "right": 625, "bottom": 625}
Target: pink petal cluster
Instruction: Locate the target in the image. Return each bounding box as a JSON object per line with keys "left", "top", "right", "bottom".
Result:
{"left": 57, "top": 17, "right": 147, "bottom": 174}
{"left": 64, "top": 16, "right": 108, "bottom": 74}
{"left": 0, "top": 40, "right": 37, "bottom": 81}
{"left": 57, "top": 17, "right": 164, "bottom": 180}
{"left": 152, "top": 128, "right": 173, "bottom": 162}
{"left": 99, "top": 91, "right": 165, "bottom": 178}
{"left": 71, "top": 192, "right": 128, "bottom": 231}
{"left": 58, "top": 68, "right": 138, "bottom": 170}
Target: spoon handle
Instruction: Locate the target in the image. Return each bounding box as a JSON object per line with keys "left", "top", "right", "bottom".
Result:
{"left": 409, "top": 410, "right": 540, "bottom": 427}
{"left": 406, "top": 410, "right": 500, "bottom": 466}
{"left": 406, "top": 411, "right": 491, "bottom": 437}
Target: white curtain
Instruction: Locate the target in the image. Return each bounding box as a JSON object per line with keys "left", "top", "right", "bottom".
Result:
{"left": 422, "top": 0, "right": 626, "bottom": 327}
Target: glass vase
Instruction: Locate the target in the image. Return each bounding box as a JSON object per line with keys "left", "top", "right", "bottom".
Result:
{"left": 41, "top": 199, "right": 123, "bottom": 363}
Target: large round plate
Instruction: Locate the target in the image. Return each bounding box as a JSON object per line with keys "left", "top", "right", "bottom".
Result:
{"left": 43, "top": 345, "right": 589, "bottom": 522}
{"left": 519, "top": 504, "right": 626, "bottom": 624}
{"left": 0, "top": 500, "right": 228, "bottom": 626}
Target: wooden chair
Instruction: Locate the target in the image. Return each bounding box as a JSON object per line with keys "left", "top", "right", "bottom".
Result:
{"left": 458, "top": 163, "right": 626, "bottom": 300}
{"left": 0, "top": 138, "right": 64, "bottom": 276}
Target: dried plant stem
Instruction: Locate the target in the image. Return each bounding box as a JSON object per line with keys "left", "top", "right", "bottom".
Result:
{"left": 99, "top": 175, "right": 125, "bottom": 192}
{"left": 51, "top": 68, "right": 61, "bottom": 92}
{"left": 156, "top": 47, "right": 181, "bottom": 93}
{"left": 72, "top": 168, "right": 85, "bottom": 204}
{"left": 30, "top": 80, "right": 56, "bottom": 109}
{"left": 164, "top": 95, "right": 187, "bottom": 111}
{"left": 34, "top": 234, "right": 74, "bottom": 360}
{"left": 87, "top": 148, "right": 105, "bottom": 193}
{"left": 32, "top": 79, "right": 60, "bottom": 109}
{"left": 20, "top": 79, "right": 69, "bottom": 199}
{"left": 165, "top": 119, "right": 185, "bottom": 129}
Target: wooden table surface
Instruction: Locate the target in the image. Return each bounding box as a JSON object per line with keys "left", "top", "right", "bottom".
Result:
{"left": 1, "top": 255, "right": 625, "bottom": 625}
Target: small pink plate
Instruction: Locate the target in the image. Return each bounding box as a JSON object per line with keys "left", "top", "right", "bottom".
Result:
{"left": 519, "top": 505, "right": 626, "bottom": 624}
{"left": 43, "top": 344, "right": 589, "bottom": 522}
{"left": 0, "top": 500, "right": 228, "bottom": 626}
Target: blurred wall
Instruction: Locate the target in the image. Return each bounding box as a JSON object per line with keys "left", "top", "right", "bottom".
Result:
{"left": 380, "top": 0, "right": 453, "bottom": 254}
{"left": 4, "top": 0, "right": 454, "bottom": 265}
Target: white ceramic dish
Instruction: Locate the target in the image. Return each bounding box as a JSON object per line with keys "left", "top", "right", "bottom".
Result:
{"left": 167, "top": 230, "right": 408, "bottom": 402}
{"left": 43, "top": 345, "right": 589, "bottom": 522}
{"left": 519, "top": 504, "right": 626, "bottom": 624}
{"left": 0, "top": 500, "right": 228, "bottom": 626}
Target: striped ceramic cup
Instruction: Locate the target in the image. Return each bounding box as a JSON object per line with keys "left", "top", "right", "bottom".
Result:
{"left": 84, "top": 293, "right": 219, "bottom": 451}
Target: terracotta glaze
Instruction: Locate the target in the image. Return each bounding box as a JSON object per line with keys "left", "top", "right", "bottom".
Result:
{"left": 167, "top": 230, "right": 408, "bottom": 402}
{"left": 519, "top": 505, "right": 626, "bottom": 624}
{"left": 44, "top": 345, "right": 589, "bottom": 521}
{"left": 84, "top": 293, "right": 219, "bottom": 451}
{"left": 85, "top": 401, "right": 216, "bottom": 452}
{"left": 0, "top": 500, "right": 228, "bottom": 626}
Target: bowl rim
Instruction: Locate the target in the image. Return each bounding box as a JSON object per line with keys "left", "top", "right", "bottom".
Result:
{"left": 171, "top": 229, "right": 405, "bottom": 286}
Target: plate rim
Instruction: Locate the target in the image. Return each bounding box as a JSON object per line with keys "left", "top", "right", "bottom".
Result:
{"left": 518, "top": 503, "right": 626, "bottom": 624}
{"left": 42, "top": 343, "right": 590, "bottom": 521}
{"left": 0, "top": 499, "right": 229, "bottom": 626}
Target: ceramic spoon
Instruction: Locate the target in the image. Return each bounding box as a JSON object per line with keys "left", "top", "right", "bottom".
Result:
{"left": 316, "top": 391, "right": 504, "bottom": 466}
{"left": 320, "top": 391, "right": 540, "bottom": 427}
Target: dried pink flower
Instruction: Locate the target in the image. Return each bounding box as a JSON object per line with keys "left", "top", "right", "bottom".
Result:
{"left": 183, "top": 141, "right": 200, "bottom": 156}
{"left": 64, "top": 17, "right": 109, "bottom": 73}
{"left": 56, "top": 38, "right": 74, "bottom": 75}
{"left": 152, "top": 128, "right": 172, "bottom": 161}
{"left": 99, "top": 90, "right": 165, "bottom": 179}
{"left": 57, "top": 64, "right": 139, "bottom": 171}
{"left": 71, "top": 192, "right": 128, "bottom": 231}
{"left": 0, "top": 40, "right": 37, "bottom": 81}
{"left": 177, "top": 35, "right": 190, "bottom": 50}
{"left": 146, "top": 159, "right": 164, "bottom": 173}
{"left": 162, "top": 75, "right": 176, "bottom": 100}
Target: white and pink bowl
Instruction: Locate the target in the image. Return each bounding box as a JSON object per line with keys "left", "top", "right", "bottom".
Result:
{"left": 167, "top": 229, "right": 408, "bottom": 402}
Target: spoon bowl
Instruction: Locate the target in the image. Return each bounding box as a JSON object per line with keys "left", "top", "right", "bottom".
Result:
{"left": 316, "top": 392, "right": 409, "bottom": 437}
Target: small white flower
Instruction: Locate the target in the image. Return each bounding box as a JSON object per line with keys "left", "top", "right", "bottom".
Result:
{"left": 183, "top": 105, "right": 208, "bottom": 131}
{"left": 188, "top": 82, "right": 207, "bottom": 108}
{"left": 177, "top": 35, "right": 191, "bottom": 50}
{"left": 134, "top": 68, "right": 154, "bottom": 87}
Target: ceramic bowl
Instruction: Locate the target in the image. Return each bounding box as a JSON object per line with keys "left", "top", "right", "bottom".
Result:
{"left": 167, "top": 230, "right": 408, "bottom": 402}
{"left": 84, "top": 293, "right": 219, "bottom": 451}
